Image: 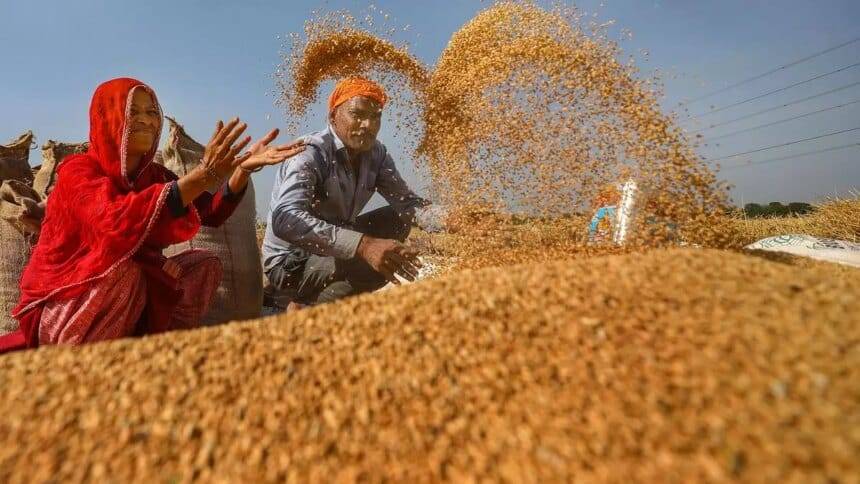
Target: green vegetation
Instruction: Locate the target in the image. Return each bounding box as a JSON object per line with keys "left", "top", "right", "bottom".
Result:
{"left": 742, "top": 201, "right": 814, "bottom": 218}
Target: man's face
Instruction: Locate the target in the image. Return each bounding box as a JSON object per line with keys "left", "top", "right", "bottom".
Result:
{"left": 330, "top": 96, "right": 382, "bottom": 153}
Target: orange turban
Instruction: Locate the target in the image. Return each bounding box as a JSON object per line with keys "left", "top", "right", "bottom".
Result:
{"left": 328, "top": 78, "right": 387, "bottom": 113}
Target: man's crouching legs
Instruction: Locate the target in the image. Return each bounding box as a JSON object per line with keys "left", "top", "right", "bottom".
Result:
{"left": 294, "top": 254, "right": 388, "bottom": 305}
{"left": 270, "top": 205, "right": 414, "bottom": 306}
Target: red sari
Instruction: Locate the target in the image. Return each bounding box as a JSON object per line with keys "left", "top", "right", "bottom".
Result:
{"left": 0, "top": 77, "right": 241, "bottom": 351}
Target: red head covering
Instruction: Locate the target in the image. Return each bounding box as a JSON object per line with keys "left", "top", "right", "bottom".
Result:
{"left": 11, "top": 78, "right": 201, "bottom": 343}
{"left": 87, "top": 78, "right": 163, "bottom": 189}
{"left": 328, "top": 77, "right": 387, "bottom": 113}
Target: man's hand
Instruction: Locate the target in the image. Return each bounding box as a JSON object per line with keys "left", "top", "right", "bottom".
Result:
{"left": 356, "top": 235, "right": 422, "bottom": 284}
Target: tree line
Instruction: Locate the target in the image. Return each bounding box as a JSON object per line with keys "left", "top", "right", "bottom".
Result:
{"left": 742, "top": 202, "right": 814, "bottom": 218}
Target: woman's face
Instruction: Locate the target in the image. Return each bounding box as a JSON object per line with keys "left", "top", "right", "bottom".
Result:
{"left": 126, "top": 89, "right": 160, "bottom": 175}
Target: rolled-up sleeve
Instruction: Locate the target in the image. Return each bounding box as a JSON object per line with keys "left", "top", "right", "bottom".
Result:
{"left": 375, "top": 150, "right": 429, "bottom": 224}
{"left": 269, "top": 152, "right": 363, "bottom": 259}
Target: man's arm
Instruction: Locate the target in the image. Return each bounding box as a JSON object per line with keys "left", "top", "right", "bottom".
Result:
{"left": 355, "top": 148, "right": 426, "bottom": 283}
{"left": 269, "top": 151, "right": 363, "bottom": 259}
{"left": 374, "top": 149, "right": 430, "bottom": 224}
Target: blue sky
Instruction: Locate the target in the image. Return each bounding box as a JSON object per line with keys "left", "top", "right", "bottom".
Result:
{"left": 1, "top": 0, "right": 858, "bottom": 214}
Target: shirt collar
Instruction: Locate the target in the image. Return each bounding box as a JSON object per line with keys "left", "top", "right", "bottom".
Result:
{"left": 328, "top": 124, "right": 347, "bottom": 154}
{"left": 328, "top": 124, "right": 367, "bottom": 166}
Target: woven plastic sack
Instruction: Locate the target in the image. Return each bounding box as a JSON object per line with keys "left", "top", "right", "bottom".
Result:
{"left": 159, "top": 117, "right": 263, "bottom": 324}
{"left": 746, "top": 234, "right": 860, "bottom": 268}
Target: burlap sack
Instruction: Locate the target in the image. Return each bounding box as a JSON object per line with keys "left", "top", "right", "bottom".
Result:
{"left": 0, "top": 131, "right": 35, "bottom": 184}
{"left": 159, "top": 117, "right": 263, "bottom": 325}
{"left": 34, "top": 141, "right": 88, "bottom": 198}
{"left": 0, "top": 180, "right": 43, "bottom": 235}
{"left": 0, "top": 181, "right": 40, "bottom": 335}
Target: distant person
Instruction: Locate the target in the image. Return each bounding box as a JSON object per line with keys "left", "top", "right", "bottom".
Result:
{"left": 0, "top": 77, "right": 304, "bottom": 351}
{"left": 263, "top": 77, "right": 428, "bottom": 309}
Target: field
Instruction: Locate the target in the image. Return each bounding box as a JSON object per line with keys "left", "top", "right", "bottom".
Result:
{"left": 726, "top": 197, "right": 860, "bottom": 245}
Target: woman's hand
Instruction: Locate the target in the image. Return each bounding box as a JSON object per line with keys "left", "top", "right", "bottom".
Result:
{"left": 201, "top": 118, "right": 252, "bottom": 181}
{"left": 178, "top": 120, "right": 306, "bottom": 205}
{"left": 177, "top": 117, "right": 251, "bottom": 206}
{"left": 236, "top": 128, "right": 306, "bottom": 173}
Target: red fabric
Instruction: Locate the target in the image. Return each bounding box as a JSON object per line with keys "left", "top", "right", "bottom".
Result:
{"left": 37, "top": 249, "right": 221, "bottom": 345}
{"left": 135, "top": 249, "right": 222, "bottom": 335}
{"left": 194, "top": 188, "right": 245, "bottom": 228}
{"left": 132, "top": 246, "right": 185, "bottom": 335}
{"left": 1, "top": 78, "right": 204, "bottom": 352}
{"left": 0, "top": 323, "right": 28, "bottom": 351}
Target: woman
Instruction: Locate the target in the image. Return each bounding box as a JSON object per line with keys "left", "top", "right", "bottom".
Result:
{"left": 0, "top": 77, "right": 304, "bottom": 350}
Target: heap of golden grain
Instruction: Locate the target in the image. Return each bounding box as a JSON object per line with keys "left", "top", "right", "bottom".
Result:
{"left": 1, "top": 248, "right": 858, "bottom": 482}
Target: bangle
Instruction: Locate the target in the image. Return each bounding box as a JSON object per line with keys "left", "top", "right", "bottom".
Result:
{"left": 201, "top": 164, "right": 220, "bottom": 183}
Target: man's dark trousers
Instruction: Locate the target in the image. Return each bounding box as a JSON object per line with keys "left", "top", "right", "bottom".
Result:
{"left": 267, "top": 205, "right": 410, "bottom": 305}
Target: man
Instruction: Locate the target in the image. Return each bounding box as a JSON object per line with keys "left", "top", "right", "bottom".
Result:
{"left": 262, "top": 77, "right": 428, "bottom": 308}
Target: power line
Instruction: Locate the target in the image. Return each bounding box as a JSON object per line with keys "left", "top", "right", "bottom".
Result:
{"left": 720, "top": 143, "right": 860, "bottom": 171}
{"left": 689, "top": 61, "right": 860, "bottom": 119}
{"left": 706, "top": 99, "right": 860, "bottom": 141}
{"left": 681, "top": 36, "right": 860, "bottom": 105}
{"left": 706, "top": 126, "right": 860, "bottom": 162}
{"left": 689, "top": 80, "right": 860, "bottom": 133}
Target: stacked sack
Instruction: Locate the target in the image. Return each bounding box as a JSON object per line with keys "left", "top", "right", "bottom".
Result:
{"left": 33, "top": 140, "right": 88, "bottom": 199}
{"left": 0, "top": 132, "right": 37, "bottom": 335}
{"left": 159, "top": 117, "right": 263, "bottom": 325}
{"left": 0, "top": 134, "right": 87, "bottom": 335}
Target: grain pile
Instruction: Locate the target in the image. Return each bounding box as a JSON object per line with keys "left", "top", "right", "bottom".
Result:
{"left": 411, "top": 196, "right": 860, "bottom": 272}
{"left": 409, "top": 212, "right": 626, "bottom": 272}
{"left": 1, "top": 249, "right": 857, "bottom": 482}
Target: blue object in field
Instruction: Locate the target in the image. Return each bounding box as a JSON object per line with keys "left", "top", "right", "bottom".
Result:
{"left": 588, "top": 205, "right": 617, "bottom": 242}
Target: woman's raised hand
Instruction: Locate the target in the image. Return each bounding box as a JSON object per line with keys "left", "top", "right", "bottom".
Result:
{"left": 234, "top": 128, "right": 306, "bottom": 173}
{"left": 202, "top": 118, "right": 252, "bottom": 181}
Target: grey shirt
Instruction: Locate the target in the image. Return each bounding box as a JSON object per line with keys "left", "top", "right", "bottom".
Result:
{"left": 262, "top": 125, "right": 427, "bottom": 272}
